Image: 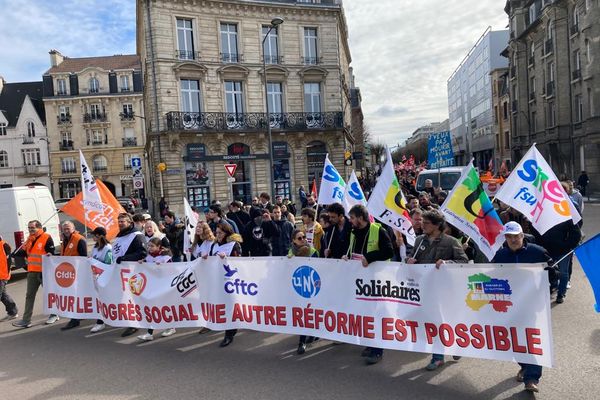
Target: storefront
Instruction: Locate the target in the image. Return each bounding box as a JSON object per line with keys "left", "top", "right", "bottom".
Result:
{"left": 273, "top": 141, "right": 292, "bottom": 199}
{"left": 185, "top": 143, "right": 211, "bottom": 209}
{"left": 306, "top": 140, "right": 327, "bottom": 189}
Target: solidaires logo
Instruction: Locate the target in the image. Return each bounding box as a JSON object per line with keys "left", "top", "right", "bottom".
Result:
{"left": 292, "top": 266, "right": 321, "bottom": 299}
{"left": 55, "top": 262, "right": 76, "bottom": 288}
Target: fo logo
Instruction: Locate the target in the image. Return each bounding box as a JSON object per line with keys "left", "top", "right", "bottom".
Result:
{"left": 55, "top": 262, "right": 76, "bottom": 288}
{"left": 292, "top": 266, "right": 321, "bottom": 299}
{"left": 128, "top": 273, "right": 147, "bottom": 296}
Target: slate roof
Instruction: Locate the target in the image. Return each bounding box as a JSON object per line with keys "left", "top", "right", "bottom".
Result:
{"left": 46, "top": 54, "right": 141, "bottom": 74}
{"left": 0, "top": 81, "right": 46, "bottom": 127}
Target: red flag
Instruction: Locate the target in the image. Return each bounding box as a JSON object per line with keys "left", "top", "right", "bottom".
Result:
{"left": 499, "top": 160, "right": 508, "bottom": 175}
{"left": 488, "top": 158, "right": 494, "bottom": 171}
{"left": 61, "top": 179, "right": 125, "bottom": 240}
{"left": 310, "top": 178, "right": 318, "bottom": 200}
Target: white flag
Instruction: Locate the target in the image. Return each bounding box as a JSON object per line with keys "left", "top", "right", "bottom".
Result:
{"left": 367, "top": 148, "right": 416, "bottom": 245}
{"left": 343, "top": 170, "right": 367, "bottom": 216}
{"left": 494, "top": 144, "right": 581, "bottom": 234}
{"left": 317, "top": 154, "right": 346, "bottom": 205}
{"left": 183, "top": 197, "right": 198, "bottom": 255}
{"left": 79, "top": 150, "right": 103, "bottom": 213}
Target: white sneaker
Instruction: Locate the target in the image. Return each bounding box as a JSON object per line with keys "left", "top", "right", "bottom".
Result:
{"left": 45, "top": 315, "right": 60, "bottom": 324}
{"left": 567, "top": 281, "right": 572, "bottom": 289}
{"left": 0, "top": 313, "right": 18, "bottom": 322}
{"left": 137, "top": 333, "right": 154, "bottom": 341}
{"left": 161, "top": 328, "right": 176, "bottom": 337}
{"left": 90, "top": 323, "right": 106, "bottom": 333}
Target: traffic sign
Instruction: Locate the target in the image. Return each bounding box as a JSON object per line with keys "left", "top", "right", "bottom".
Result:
{"left": 133, "top": 177, "right": 144, "bottom": 189}
{"left": 227, "top": 177, "right": 236, "bottom": 183}
{"left": 224, "top": 163, "right": 237, "bottom": 177}
{"left": 131, "top": 157, "right": 142, "bottom": 169}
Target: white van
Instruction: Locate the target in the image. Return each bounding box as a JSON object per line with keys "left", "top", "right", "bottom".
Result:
{"left": 0, "top": 186, "right": 61, "bottom": 266}
{"left": 415, "top": 167, "right": 465, "bottom": 192}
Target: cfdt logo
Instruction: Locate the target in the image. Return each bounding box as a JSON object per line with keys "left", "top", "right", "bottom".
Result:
{"left": 171, "top": 268, "right": 197, "bottom": 297}
{"left": 55, "top": 262, "right": 76, "bottom": 288}
{"left": 120, "top": 269, "right": 147, "bottom": 296}
{"left": 292, "top": 266, "right": 321, "bottom": 299}
{"left": 223, "top": 263, "right": 258, "bottom": 296}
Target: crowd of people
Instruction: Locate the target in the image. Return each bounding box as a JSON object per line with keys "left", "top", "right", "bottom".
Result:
{"left": 0, "top": 173, "right": 588, "bottom": 393}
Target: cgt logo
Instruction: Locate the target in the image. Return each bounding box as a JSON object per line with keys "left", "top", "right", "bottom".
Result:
{"left": 171, "top": 268, "right": 197, "bottom": 297}
{"left": 120, "top": 269, "right": 147, "bottom": 296}
{"left": 55, "top": 262, "right": 76, "bottom": 288}
{"left": 223, "top": 263, "right": 258, "bottom": 296}
{"left": 292, "top": 266, "right": 321, "bottom": 299}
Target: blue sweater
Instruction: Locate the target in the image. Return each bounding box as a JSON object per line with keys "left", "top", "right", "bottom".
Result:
{"left": 492, "top": 243, "right": 553, "bottom": 265}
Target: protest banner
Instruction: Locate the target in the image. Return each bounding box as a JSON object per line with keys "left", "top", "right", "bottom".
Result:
{"left": 43, "top": 256, "right": 553, "bottom": 367}
{"left": 427, "top": 131, "right": 455, "bottom": 169}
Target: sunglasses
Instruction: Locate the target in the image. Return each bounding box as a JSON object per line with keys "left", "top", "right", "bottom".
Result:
{"left": 295, "top": 236, "right": 306, "bottom": 240}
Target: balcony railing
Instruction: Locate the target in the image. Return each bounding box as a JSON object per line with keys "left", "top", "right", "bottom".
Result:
{"left": 84, "top": 113, "right": 107, "bottom": 123}
{"left": 120, "top": 88, "right": 131, "bottom": 93}
{"left": 59, "top": 140, "right": 74, "bottom": 151}
{"left": 93, "top": 166, "right": 108, "bottom": 172}
{"left": 176, "top": 50, "right": 200, "bottom": 60}
{"left": 89, "top": 87, "right": 99, "bottom": 94}
{"left": 221, "top": 53, "right": 242, "bottom": 63}
{"left": 120, "top": 112, "right": 135, "bottom": 121}
{"left": 263, "top": 55, "right": 283, "bottom": 64}
{"left": 87, "top": 139, "right": 105, "bottom": 146}
{"left": 302, "top": 56, "right": 321, "bottom": 65}
{"left": 572, "top": 69, "right": 581, "bottom": 81}
{"left": 61, "top": 167, "right": 77, "bottom": 174}
{"left": 166, "top": 111, "right": 344, "bottom": 132}
{"left": 57, "top": 114, "right": 72, "bottom": 124}
{"left": 546, "top": 81, "right": 555, "bottom": 97}
{"left": 122, "top": 137, "right": 138, "bottom": 147}
{"left": 545, "top": 39, "right": 553, "bottom": 55}
{"left": 57, "top": 90, "right": 68, "bottom": 96}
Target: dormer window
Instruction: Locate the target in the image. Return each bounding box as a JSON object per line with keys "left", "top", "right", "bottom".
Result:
{"left": 89, "top": 77, "right": 99, "bottom": 93}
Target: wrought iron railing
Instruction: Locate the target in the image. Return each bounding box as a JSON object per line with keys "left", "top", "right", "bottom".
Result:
{"left": 122, "top": 137, "right": 138, "bottom": 147}
{"left": 221, "top": 53, "right": 242, "bottom": 63}
{"left": 84, "top": 113, "right": 107, "bottom": 123}
{"left": 57, "top": 114, "right": 71, "bottom": 124}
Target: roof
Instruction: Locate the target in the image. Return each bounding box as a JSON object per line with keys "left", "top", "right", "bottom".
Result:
{"left": 0, "top": 81, "right": 46, "bottom": 127}
{"left": 45, "top": 54, "right": 141, "bottom": 74}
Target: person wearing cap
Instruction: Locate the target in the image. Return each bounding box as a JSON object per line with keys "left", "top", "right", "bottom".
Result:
{"left": 142, "top": 213, "right": 152, "bottom": 222}
{"left": 492, "top": 221, "right": 554, "bottom": 393}
{"left": 89, "top": 226, "right": 112, "bottom": 333}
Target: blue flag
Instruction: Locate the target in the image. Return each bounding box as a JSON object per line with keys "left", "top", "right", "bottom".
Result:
{"left": 574, "top": 232, "right": 600, "bottom": 312}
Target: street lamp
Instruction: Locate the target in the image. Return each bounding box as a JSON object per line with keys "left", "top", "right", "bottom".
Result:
{"left": 262, "top": 17, "right": 284, "bottom": 198}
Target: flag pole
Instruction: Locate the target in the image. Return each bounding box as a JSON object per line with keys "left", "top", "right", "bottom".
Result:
{"left": 11, "top": 210, "right": 62, "bottom": 255}
{"left": 549, "top": 249, "right": 576, "bottom": 270}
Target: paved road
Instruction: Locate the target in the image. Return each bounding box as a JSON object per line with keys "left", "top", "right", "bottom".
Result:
{"left": 1, "top": 205, "right": 600, "bottom": 400}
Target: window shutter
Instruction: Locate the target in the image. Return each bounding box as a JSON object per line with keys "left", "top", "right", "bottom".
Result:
{"left": 69, "top": 74, "right": 79, "bottom": 96}
{"left": 133, "top": 71, "right": 143, "bottom": 92}
{"left": 42, "top": 75, "right": 54, "bottom": 97}
{"left": 109, "top": 72, "right": 118, "bottom": 93}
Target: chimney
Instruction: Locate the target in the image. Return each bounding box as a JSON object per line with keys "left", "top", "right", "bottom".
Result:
{"left": 49, "top": 49, "right": 64, "bottom": 67}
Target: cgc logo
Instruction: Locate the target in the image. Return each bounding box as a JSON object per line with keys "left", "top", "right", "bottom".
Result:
{"left": 292, "top": 266, "right": 321, "bottom": 299}
{"left": 120, "top": 269, "right": 147, "bottom": 296}
{"left": 55, "top": 262, "right": 76, "bottom": 288}
{"left": 171, "top": 268, "right": 197, "bottom": 297}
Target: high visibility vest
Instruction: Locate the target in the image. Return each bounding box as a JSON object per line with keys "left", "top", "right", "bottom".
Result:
{"left": 26, "top": 232, "right": 50, "bottom": 273}
{"left": 348, "top": 223, "right": 389, "bottom": 260}
{"left": 61, "top": 232, "right": 86, "bottom": 256}
{"left": 0, "top": 240, "right": 9, "bottom": 280}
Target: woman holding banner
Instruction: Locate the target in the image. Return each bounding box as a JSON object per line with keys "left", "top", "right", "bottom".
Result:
{"left": 89, "top": 227, "right": 112, "bottom": 333}
{"left": 189, "top": 221, "right": 217, "bottom": 260}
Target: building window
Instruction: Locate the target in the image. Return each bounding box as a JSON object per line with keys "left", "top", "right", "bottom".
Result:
{"left": 59, "top": 179, "right": 80, "bottom": 198}
{"left": 572, "top": 6, "right": 581, "bottom": 33}
{"left": 267, "top": 82, "right": 283, "bottom": 127}
{"left": 177, "top": 18, "right": 195, "bottom": 60}
{"left": 57, "top": 79, "right": 68, "bottom": 95}
{"left": 529, "top": 44, "right": 535, "bottom": 65}
{"left": 180, "top": 79, "right": 201, "bottom": 113}
{"left": 531, "top": 110, "right": 537, "bottom": 133}
{"left": 120, "top": 75, "right": 130, "bottom": 92}
{"left": 0, "top": 122, "right": 6, "bottom": 136}
{"left": 575, "top": 95, "right": 583, "bottom": 122}
{"left": 124, "top": 153, "right": 140, "bottom": 170}
{"left": 262, "top": 25, "right": 279, "bottom": 64}
{"left": 220, "top": 23, "right": 239, "bottom": 62}
{"left": 547, "top": 101, "right": 556, "bottom": 127}
{"left": 122, "top": 103, "right": 134, "bottom": 119}
{"left": 22, "top": 148, "right": 41, "bottom": 166}
{"left": 59, "top": 105, "right": 70, "bottom": 121}
{"left": 0, "top": 151, "right": 8, "bottom": 168}
{"left": 586, "top": 39, "right": 591, "bottom": 64}
{"left": 89, "top": 77, "right": 99, "bottom": 93}
{"left": 273, "top": 141, "right": 291, "bottom": 199}
{"left": 224, "top": 81, "right": 244, "bottom": 128}
{"left": 303, "top": 28, "right": 318, "bottom": 64}
{"left": 304, "top": 82, "right": 321, "bottom": 113}
{"left": 61, "top": 157, "right": 76, "bottom": 174}
{"left": 589, "top": 88, "right": 594, "bottom": 117}
{"left": 60, "top": 131, "right": 73, "bottom": 150}
{"left": 89, "top": 104, "right": 102, "bottom": 119}
{"left": 93, "top": 155, "right": 108, "bottom": 172}
{"left": 27, "top": 121, "right": 35, "bottom": 137}
{"left": 502, "top": 102, "right": 508, "bottom": 120}
{"left": 87, "top": 129, "right": 105, "bottom": 145}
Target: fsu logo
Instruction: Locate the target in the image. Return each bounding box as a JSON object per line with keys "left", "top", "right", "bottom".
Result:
{"left": 128, "top": 273, "right": 147, "bottom": 296}
{"left": 55, "top": 262, "right": 76, "bottom": 288}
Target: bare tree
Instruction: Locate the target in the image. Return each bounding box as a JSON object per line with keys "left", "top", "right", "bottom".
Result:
{"left": 369, "top": 141, "right": 386, "bottom": 165}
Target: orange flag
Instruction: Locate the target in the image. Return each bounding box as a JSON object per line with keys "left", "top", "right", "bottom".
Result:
{"left": 61, "top": 180, "right": 125, "bottom": 240}
{"left": 310, "top": 178, "right": 318, "bottom": 201}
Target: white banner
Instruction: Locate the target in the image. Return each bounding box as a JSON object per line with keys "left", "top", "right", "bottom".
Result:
{"left": 43, "top": 257, "right": 553, "bottom": 367}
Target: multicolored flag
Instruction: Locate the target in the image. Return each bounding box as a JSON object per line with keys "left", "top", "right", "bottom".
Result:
{"left": 367, "top": 147, "right": 416, "bottom": 245}
{"left": 183, "top": 197, "right": 198, "bottom": 256}
{"left": 79, "top": 150, "right": 103, "bottom": 213}
{"left": 62, "top": 180, "right": 125, "bottom": 240}
{"left": 494, "top": 144, "right": 581, "bottom": 234}
{"left": 440, "top": 161, "right": 504, "bottom": 261}
{"left": 317, "top": 154, "right": 346, "bottom": 205}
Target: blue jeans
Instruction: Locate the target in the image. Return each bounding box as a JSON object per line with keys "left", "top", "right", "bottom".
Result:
{"left": 518, "top": 363, "right": 542, "bottom": 384}
{"left": 557, "top": 253, "right": 573, "bottom": 297}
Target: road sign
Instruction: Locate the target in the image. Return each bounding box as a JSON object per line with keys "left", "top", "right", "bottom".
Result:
{"left": 227, "top": 177, "right": 236, "bottom": 183}
{"left": 224, "top": 163, "right": 237, "bottom": 177}
{"left": 132, "top": 167, "right": 142, "bottom": 178}
{"left": 133, "top": 177, "right": 144, "bottom": 189}
{"left": 131, "top": 157, "right": 142, "bottom": 169}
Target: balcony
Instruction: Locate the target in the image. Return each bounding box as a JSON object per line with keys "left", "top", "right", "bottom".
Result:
{"left": 83, "top": 113, "right": 107, "bottom": 123}
{"left": 59, "top": 140, "right": 74, "bottom": 151}
{"left": 176, "top": 50, "right": 200, "bottom": 60}
{"left": 120, "top": 112, "right": 135, "bottom": 121}
{"left": 572, "top": 69, "right": 581, "bottom": 81}
{"left": 166, "top": 111, "right": 344, "bottom": 132}
{"left": 22, "top": 136, "right": 35, "bottom": 144}
{"left": 122, "top": 137, "right": 138, "bottom": 147}
{"left": 546, "top": 81, "right": 555, "bottom": 97}
{"left": 61, "top": 167, "right": 77, "bottom": 174}
{"left": 221, "top": 53, "right": 242, "bottom": 63}
{"left": 302, "top": 56, "right": 321, "bottom": 65}
{"left": 57, "top": 114, "right": 72, "bottom": 125}
{"left": 263, "top": 55, "right": 283, "bottom": 64}
{"left": 544, "top": 39, "right": 553, "bottom": 55}
{"left": 570, "top": 23, "right": 579, "bottom": 36}
{"left": 87, "top": 139, "right": 106, "bottom": 146}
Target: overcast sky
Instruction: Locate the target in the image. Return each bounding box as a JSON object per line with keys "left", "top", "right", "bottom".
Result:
{"left": 0, "top": 0, "right": 507, "bottom": 146}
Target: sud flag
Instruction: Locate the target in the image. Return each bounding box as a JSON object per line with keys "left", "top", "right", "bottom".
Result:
{"left": 317, "top": 154, "right": 346, "bottom": 205}
{"left": 367, "top": 147, "right": 416, "bottom": 245}
{"left": 79, "top": 150, "right": 103, "bottom": 213}
{"left": 62, "top": 180, "right": 125, "bottom": 240}
{"left": 183, "top": 197, "right": 198, "bottom": 255}
{"left": 494, "top": 144, "right": 581, "bottom": 234}
{"left": 440, "top": 161, "right": 504, "bottom": 261}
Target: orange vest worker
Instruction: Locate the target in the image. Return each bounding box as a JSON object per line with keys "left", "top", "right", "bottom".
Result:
{"left": 25, "top": 230, "right": 51, "bottom": 273}
{"left": 61, "top": 232, "right": 86, "bottom": 256}
{"left": 0, "top": 239, "right": 10, "bottom": 281}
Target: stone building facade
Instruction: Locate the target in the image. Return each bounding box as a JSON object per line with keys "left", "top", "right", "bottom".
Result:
{"left": 505, "top": 0, "right": 600, "bottom": 191}
{"left": 136, "top": 0, "right": 354, "bottom": 212}
{"left": 42, "top": 51, "right": 146, "bottom": 199}
{"left": 491, "top": 67, "right": 513, "bottom": 169}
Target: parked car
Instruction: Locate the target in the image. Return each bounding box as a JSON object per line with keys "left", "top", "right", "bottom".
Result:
{"left": 54, "top": 198, "right": 71, "bottom": 210}
{"left": 117, "top": 197, "right": 135, "bottom": 213}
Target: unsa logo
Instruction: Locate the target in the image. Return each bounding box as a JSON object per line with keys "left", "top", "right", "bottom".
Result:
{"left": 55, "top": 262, "right": 76, "bottom": 288}
{"left": 292, "top": 266, "right": 322, "bottom": 299}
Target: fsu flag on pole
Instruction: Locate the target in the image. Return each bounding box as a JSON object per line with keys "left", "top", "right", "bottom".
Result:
{"left": 62, "top": 180, "right": 125, "bottom": 240}
{"left": 183, "top": 197, "right": 198, "bottom": 255}
{"left": 343, "top": 170, "right": 367, "bottom": 214}
{"left": 317, "top": 154, "right": 346, "bottom": 205}
{"left": 367, "top": 147, "right": 416, "bottom": 245}
{"left": 79, "top": 150, "right": 103, "bottom": 213}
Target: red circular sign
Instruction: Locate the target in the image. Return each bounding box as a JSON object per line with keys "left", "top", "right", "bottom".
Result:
{"left": 55, "top": 262, "right": 76, "bottom": 288}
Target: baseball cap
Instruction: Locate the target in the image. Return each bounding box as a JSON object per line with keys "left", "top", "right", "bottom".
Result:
{"left": 503, "top": 221, "right": 523, "bottom": 235}
{"left": 91, "top": 227, "right": 107, "bottom": 236}
{"left": 142, "top": 213, "right": 152, "bottom": 221}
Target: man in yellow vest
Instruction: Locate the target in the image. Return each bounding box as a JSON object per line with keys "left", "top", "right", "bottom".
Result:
{"left": 0, "top": 235, "right": 18, "bottom": 321}
{"left": 343, "top": 204, "right": 394, "bottom": 365}
{"left": 59, "top": 220, "right": 88, "bottom": 330}
{"left": 12, "top": 220, "right": 56, "bottom": 328}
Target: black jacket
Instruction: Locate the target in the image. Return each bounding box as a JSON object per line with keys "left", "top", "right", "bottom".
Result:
{"left": 536, "top": 220, "right": 582, "bottom": 258}
{"left": 349, "top": 223, "right": 394, "bottom": 264}
{"left": 116, "top": 225, "right": 147, "bottom": 263}
{"left": 227, "top": 210, "right": 251, "bottom": 230}
{"left": 164, "top": 221, "right": 184, "bottom": 258}
{"left": 272, "top": 219, "right": 294, "bottom": 256}
{"left": 242, "top": 217, "right": 280, "bottom": 257}
{"left": 322, "top": 218, "right": 352, "bottom": 259}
